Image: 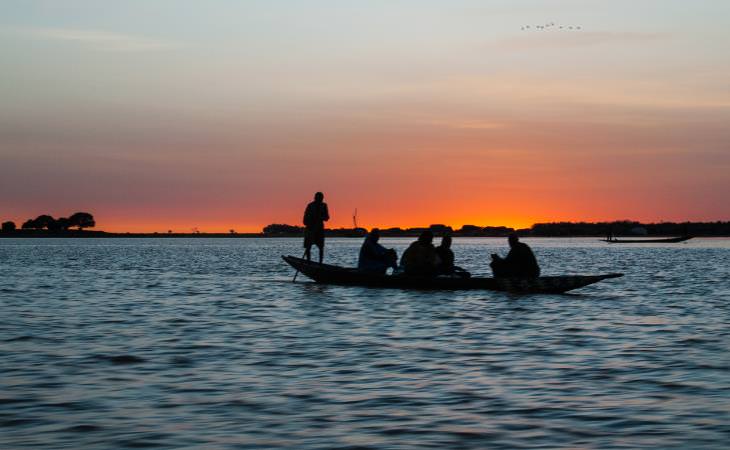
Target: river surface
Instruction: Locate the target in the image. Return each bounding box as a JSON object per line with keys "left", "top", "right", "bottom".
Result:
{"left": 1, "top": 237, "right": 729, "bottom": 449}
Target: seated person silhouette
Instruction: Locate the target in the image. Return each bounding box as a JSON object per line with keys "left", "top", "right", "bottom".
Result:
{"left": 436, "top": 235, "right": 470, "bottom": 277}
{"left": 400, "top": 230, "right": 440, "bottom": 277}
{"left": 358, "top": 228, "right": 398, "bottom": 274}
{"left": 490, "top": 233, "right": 540, "bottom": 278}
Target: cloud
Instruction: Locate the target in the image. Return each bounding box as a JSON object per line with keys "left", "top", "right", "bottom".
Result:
{"left": 492, "top": 31, "right": 669, "bottom": 51}
{"left": 6, "top": 26, "right": 177, "bottom": 52}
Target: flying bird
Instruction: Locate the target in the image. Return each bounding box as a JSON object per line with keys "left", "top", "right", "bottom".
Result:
{"left": 519, "top": 23, "right": 582, "bottom": 31}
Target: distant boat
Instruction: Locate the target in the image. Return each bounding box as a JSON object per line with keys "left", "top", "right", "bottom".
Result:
{"left": 283, "top": 256, "right": 623, "bottom": 294}
{"left": 602, "top": 236, "right": 692, "bottom": 244}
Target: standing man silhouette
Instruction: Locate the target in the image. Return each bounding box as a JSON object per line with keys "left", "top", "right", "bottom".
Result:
{"left": 303, "top": 192, "right": 329, "bottom": 263}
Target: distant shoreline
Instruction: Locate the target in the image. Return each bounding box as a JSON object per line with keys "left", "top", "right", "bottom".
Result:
{"left": 3, "top": 234, "right": 730, "bottom": 239}
{"left": 3, "top": 220, "right": 730, "bottom": 238}
{"left": 2, "top": 231, "right": 730, "bottom": 239}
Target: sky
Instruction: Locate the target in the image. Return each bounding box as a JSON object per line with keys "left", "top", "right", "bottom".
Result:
{"left": 1, "top": 0, "right": 729, "bottom": 232}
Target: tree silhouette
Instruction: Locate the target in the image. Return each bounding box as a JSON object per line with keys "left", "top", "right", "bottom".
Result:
{"left": 69, "top": 212, "right": 95, "bottom": 230}
{"left": 56, "top": 217, "right": 71, "bottom": 231}
{"left": 1, "top": 221, "right": 16, "bottom": 233}
{"left": 47, "top": 220, "right": 61, "bottom": 232}
{"left": 34, "top": 215, "right": 56, "bottom": 230}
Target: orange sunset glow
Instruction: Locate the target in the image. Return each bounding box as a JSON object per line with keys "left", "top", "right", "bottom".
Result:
{"left": 2, "top": 2, "right": 729, "bottom": 232}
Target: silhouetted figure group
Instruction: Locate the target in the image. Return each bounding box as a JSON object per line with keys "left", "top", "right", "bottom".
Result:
{"left": 357, "top": 228, "right": 468, "bottom": 277}
{"left": 302, "top": 192, "right": 540, "bottom": 278}
{"left": 361, "top": 229, "right": 538, "bottom": 278}
{"left": 606, "top": 226, "right": 615, "bottom": 242}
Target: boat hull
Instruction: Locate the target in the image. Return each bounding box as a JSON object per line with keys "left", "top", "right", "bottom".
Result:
{"left": 602, "top": 236, "right": 692, "bottom": 244}
{"left": 283, "top": 256, "right": 622, "bottom": 294}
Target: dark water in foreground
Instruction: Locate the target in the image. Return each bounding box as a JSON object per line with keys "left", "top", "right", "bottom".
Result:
{"left": 1, "top": 237, "right": 729, "bottom": 449}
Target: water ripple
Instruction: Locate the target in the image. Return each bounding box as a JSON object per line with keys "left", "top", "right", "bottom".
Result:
{"left": 1, "top": 237, "right": 729, "bottom": 449}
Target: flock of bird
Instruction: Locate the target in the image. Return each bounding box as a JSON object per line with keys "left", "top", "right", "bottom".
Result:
{"left": 521, "top": 22, "right": 582, "bottom": 31}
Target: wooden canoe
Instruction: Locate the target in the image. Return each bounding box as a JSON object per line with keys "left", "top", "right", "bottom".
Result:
{"left": 283, "top": 256, "right": 623, "bottom": 294}
{"left": 602, "top": 236, "right": 692, "bottom": 244}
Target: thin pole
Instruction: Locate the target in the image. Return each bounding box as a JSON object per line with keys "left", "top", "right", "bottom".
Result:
{"left": 293, "top": 249, "right": 307, "bottom": 282}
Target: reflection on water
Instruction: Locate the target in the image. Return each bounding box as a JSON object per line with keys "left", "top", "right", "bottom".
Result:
{"left": 1, "top": 238, "right": 729, "bottom": 449}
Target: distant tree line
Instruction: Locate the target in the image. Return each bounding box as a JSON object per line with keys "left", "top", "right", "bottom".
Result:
{"left": 1, "top": 212, "right": 95, "bottom": 234}
{"left": 263, "top": 224, "right": 304, "bottom": 234}
{"left": 263, "top": 220, "right": 730, "bottom": 237}
{"left": 263, "top": 223, "right": 368, "bottom": 237}
{"left": 3, "top": 216, "right": 728, "bottom": 237}
{"left": 263, "top": 223, "right": 516, "bottom": 237}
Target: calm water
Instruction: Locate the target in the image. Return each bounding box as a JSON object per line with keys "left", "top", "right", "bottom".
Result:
{"left": 1, "top": 237, "right": 729, "bottom": 449}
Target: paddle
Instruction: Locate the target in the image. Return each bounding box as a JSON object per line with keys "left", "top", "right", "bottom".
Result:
{"left": 292, "top": 249, "right": 307, "bottom": 282}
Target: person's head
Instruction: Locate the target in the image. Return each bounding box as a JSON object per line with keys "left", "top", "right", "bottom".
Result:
{"left": 440, "top": 235, "right": 452, "bottom": 249}
{"left": 418, "top": 230, "right": 434, "bottom": 245}
{"left": 508, "top": 233, "right": 519, "bottom": 248}
{"left": 314, "top": 192, "right": 324, "bottom": 202}
{"left": 368, "top": 228, "right": 380, "bottom": 243}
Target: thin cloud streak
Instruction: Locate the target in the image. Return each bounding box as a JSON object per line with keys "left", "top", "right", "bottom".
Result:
{"left": 5, "top": 26, "right": 178, "bottom": 52}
